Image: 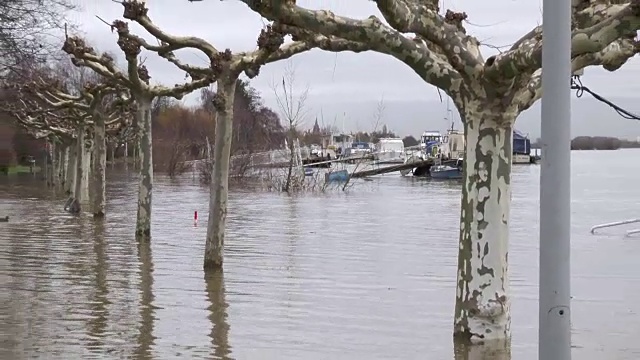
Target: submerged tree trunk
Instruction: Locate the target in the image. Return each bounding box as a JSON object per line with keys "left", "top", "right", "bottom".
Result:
{"left": 92, "top": 111, "right": 107, "bottom": 218}
{"left": 59, "top": 144, "right": 68, "bottom": 188}
{"left": 80, "top": 130, "right": 92, "bottom": 204}
{"left": 454, "top": 107, "right": 516, "bottom": 344}
{"left": 71, "top": 125, "right": 86, "bottom": 213}
{"left": 454, "top": 339, "right": 511, "bottom": 360}
{"left": 54, "top": 144, "right": 64, "bottom": 188}
{"left": 133, "top": 141, "right": 138, "bottom": 170}
{"left": 284, "top": 130, "right": 295, "bottom": 193}
{"left": 204, "top": 75, "right": 237, "bottom": 270}
{"left": 51, "top": 142, "right": 61, "bottom": 188}
{"left": 65, "top": 139, "right": 77, "bottom": 195}
{"left": 135, "top": 96, "right": 154, "bottom": 240}
{"left": 125, "top": 142, "right": 129, "bottom": 169}
{"left": 46, "top": 141, "right": 54, "bottom": 187}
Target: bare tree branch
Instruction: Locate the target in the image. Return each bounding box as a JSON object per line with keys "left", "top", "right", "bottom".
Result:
{"left": 236, "top": 0, "right": 464, "bottom": 95}
{"left": 485, "top": 1, "right": 640, "bottom": 79}
{"left": 0, "top": 0, "right": 77, "bottom": 74}
{"left": 118, "top": 0, "right": 377, "bottom": 87}
{"left": 516, "top": 36, "right": 640, "bottom": 112}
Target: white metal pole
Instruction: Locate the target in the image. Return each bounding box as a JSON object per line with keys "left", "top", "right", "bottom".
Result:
{"left": 540, "top": 0, "right": 572, "bottom": 358}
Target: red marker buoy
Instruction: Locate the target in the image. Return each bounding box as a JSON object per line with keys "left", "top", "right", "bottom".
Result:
{"left": 194, "top": 211, "right": 198, "bottom": 226}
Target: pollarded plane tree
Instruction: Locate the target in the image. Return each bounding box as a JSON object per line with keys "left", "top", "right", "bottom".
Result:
{"left": 106, "top": 99, "right": 138, "bottom": 164}
{"left": 123, "top": 0, "right": 372, "bottom": 268}
{"left": 21, "top": 78, "right": 134, "bottom": 217}
{"left": 61, "top": 5, "right": 217, "bottom": 240}
{"left": 3, "top": 77, "right": 133, "bottom": 215}
{"left": 0, "top": 80, "right": 83, "bottom": 192}
{"left": 236, "top": 0, "right": 640, "bottom": 344}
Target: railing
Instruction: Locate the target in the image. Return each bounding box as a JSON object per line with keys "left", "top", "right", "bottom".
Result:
{"left": 590, "top": 218, "right": 640, "bottom": 236}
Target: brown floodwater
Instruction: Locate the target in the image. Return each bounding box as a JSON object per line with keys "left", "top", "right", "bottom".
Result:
{"left": 1, "top": 150, "right": 640, "bottom": 359}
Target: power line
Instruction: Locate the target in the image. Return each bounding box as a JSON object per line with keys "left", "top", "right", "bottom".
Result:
{"left": 571, "top": 75, "right": 640, "bottom": 121}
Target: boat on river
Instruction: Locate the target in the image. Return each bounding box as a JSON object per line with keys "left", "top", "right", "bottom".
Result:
{"left": 429, "top": 158, "right": 463, "bottom": 180}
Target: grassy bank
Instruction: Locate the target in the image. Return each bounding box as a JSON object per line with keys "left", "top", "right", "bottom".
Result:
{"left": 0, "top": 165, "right": 42, "bottom": 175}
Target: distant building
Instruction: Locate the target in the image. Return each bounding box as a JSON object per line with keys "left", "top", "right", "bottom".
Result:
{"left": 312, "top": 118, "right": 320, "bottom": 134}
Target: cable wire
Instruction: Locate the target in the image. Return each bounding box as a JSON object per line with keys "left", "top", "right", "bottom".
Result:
{"left": 570, "top": 75, "right": 640, "bottom": 120}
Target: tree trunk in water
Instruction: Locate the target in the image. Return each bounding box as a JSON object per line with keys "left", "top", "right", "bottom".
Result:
{"left": 59, "top": 144, "right": 68, "bottom": 189}
{"left": 92, "top": 113, "right": 107, "bottom": 218}
{"left": 284, "top": 131, "right": 295, "bottom": 193}
{"left": 51, "top": 142, "right": 60, "bottom": 188}
{"left": 454, "top": 340, "right": 511, "bottom": 360}
{"left": 53, "top": 144, "right": 63, "bottom": 188}
{"left": 66, "top": 140, "right": 77, "bottom": 195}
{"left": 454, "top": 109, "right": 515, "bottom": 344}
{"left": 80, "top": 134, "right": 92, "bottom": 203}
{"left": 46, "top": 141, "right": 54, "bottom": 187}
{"left": 133, "top": 142, "right": 138, "bottom": 170}
{"left": 74, "top": 126, "right": 86, "bottom": 208}
{"left": 204, "top": 76, "right": 237, "bottom": 270}
{"left": 136, "top": 97, "right": 154, "bottom": 240}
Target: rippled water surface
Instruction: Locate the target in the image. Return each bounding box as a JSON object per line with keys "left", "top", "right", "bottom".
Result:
{"left": 1, "top": 150, "right": 640, "bottom": 359}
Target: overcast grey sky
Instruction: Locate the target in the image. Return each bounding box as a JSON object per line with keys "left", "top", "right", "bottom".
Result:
{"left": 70, "top": 0, "right": 640, "bottom": 138}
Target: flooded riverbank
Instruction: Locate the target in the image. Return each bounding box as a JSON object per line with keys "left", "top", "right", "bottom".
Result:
{"left": 1, "top": 150, "right": 639, "bottom": 359}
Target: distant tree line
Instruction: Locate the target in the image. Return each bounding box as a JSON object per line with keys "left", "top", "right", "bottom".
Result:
{"left": 152, "top": 79, "right": 287, "bottom": 175}
{"left": 0, "top": 79, "right": 288, "bottom": 170}
{"left": 571, "top": 136, "right": 640, "bottom": 150}
{"left": 532, "top": 136, "right": 640, "bottom": 150}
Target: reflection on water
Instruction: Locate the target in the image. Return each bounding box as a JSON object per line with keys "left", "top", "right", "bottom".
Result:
{"left": 1, "top": 150, "right": 640, "bottom": 359}
{"left": 87, "top": 221, "right": 109, "bottom": 353}
{"left": 205, "top": 270, "right": 231, "bottom": 360}
{"left": 135, "top": 242, "right": 156, "bottom": 359}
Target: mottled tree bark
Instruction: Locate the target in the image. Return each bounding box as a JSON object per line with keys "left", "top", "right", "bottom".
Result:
{"left": 204, "top": 76, "right": 237, "bottom": 270}
{"left": 454, "top": 107, "right": 515, "bottom": 344}
{"left": 135, "top": 96, "right": 154, "bottom": 241}
{"left": 92, "top": 110, "right": 107, "bottom": 218}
